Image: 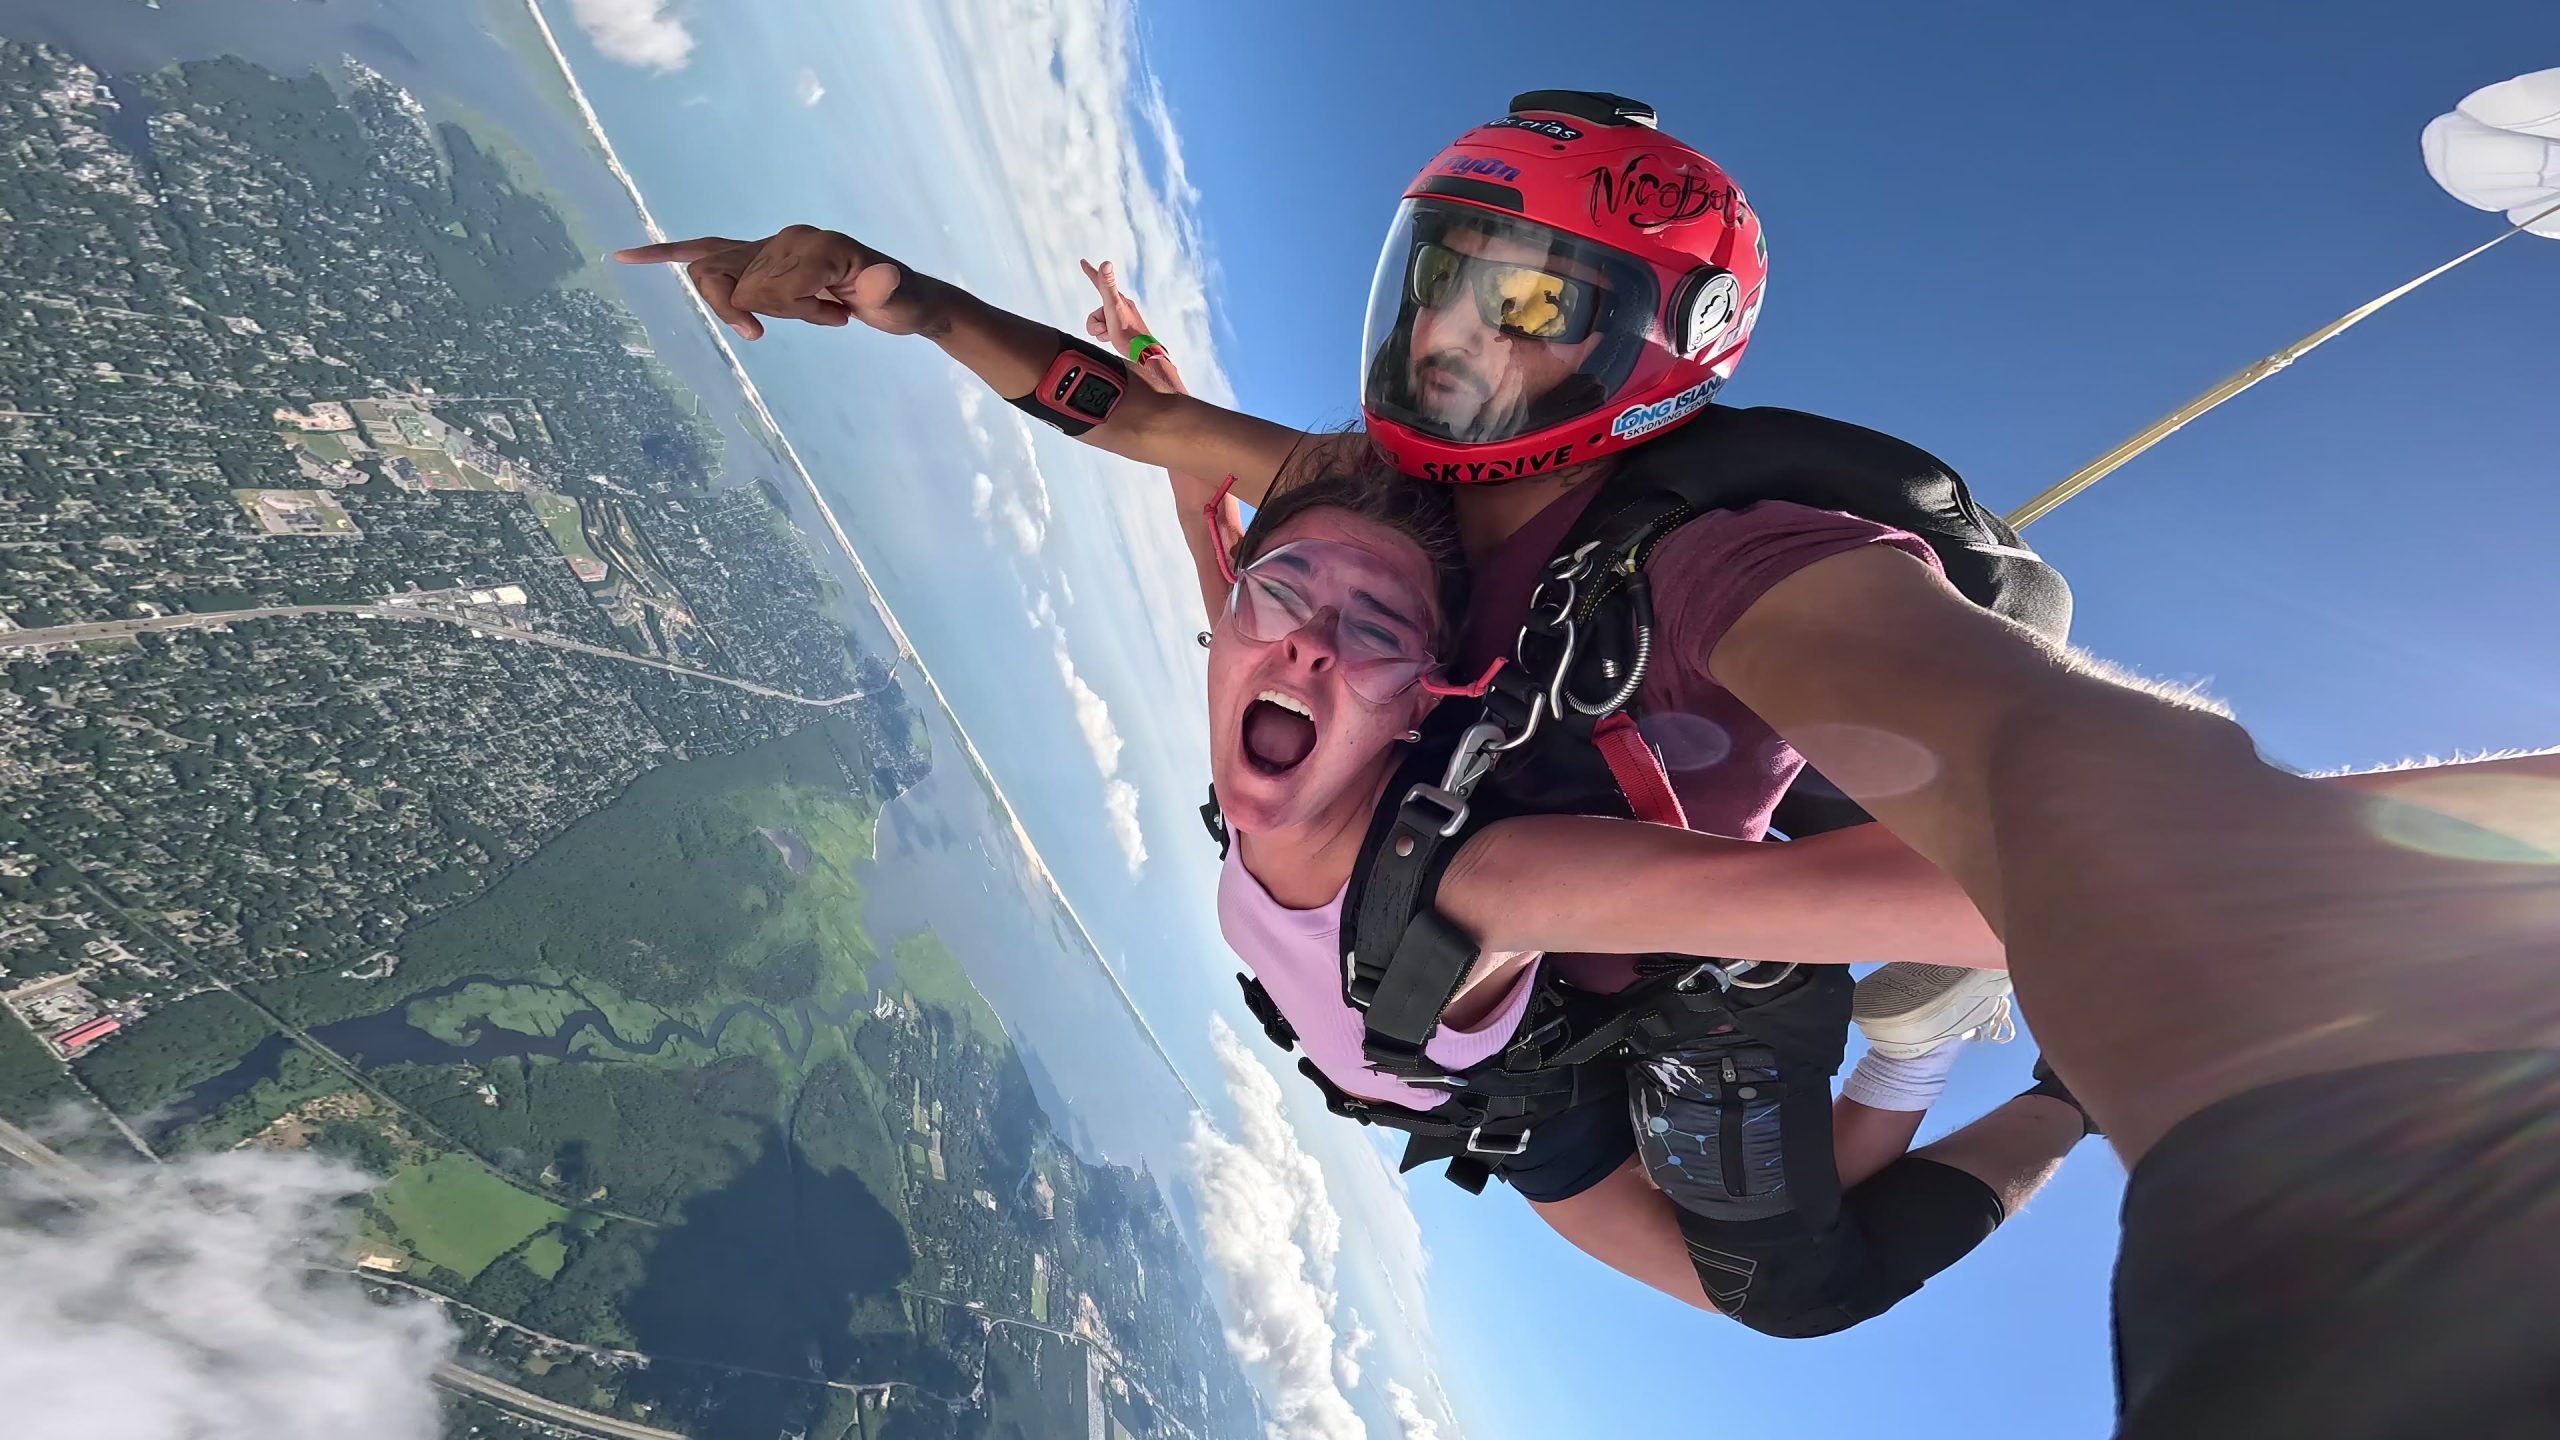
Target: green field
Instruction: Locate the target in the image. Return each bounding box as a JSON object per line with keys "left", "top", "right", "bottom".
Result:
{"left": 527, "top": 492, "right": 609, "bottom": 580}
{"left": 407, "top": 981, "right": 586, "bottom": 1045}
{"left": 889, "top": 933, "right": 1006, "bottom": 1047}
{"left": 376, "top": 1152, "right": 569, "bottom": 1281}
{"left": 289, "top": 429, "right": 357, "bottom": 464}
{"left": 521, "top": 1229, "right": 569, "bottom": 1280}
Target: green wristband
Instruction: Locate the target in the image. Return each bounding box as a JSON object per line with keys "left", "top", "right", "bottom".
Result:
{"left": 1125, "top": 333, "right": 1165, "bottom": 364}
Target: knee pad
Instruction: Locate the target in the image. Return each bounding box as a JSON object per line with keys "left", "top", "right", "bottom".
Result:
{"left": 1680, "top": 1157, "right": 2006, "bottom": 1339}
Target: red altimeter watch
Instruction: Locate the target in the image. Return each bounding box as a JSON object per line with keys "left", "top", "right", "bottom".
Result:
{"left": 1007, "top": 333, "right": 1128, "bottom": 437}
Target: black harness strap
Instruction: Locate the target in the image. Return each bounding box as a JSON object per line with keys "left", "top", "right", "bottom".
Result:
{"left": 1200, "top": 785, "right": 1230, "bottom": 858}
{"left": 1235, "top": 974, "right": 1296, "bottom": 1052}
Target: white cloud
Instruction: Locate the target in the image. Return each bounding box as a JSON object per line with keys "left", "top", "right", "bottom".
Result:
{"left": 1189, "top": 1016, "right": 1362, "bottom": 1440}
{"left": 793, "top": 66, "right": 827, "bottom": 107}
{"left": 1102, "top": 777, "right": 1148, "bottom": 872}
{"left": 567, "top": 0, "right": 696, "bottom": 72}
{"left": 952, "top": 381, "right": 1053, "bottom": 557}
{"left": 1336, "top": 1313, "right": 1376, "bottom": 1390}
{"left": 0, "top": 1149, "right": 455, "bottom": 1440}
{"left": 1025, "top": 584, "right": 1143, "bottom": 874}
{"left": 1385, "top": 1381, "right": 1453, "bottom": 1440}
{"left": 1052, "top": 635, "right": 1125, "bottom": 775}
{"left": 915, "top": 0, "right": 1232, "bottom": 409}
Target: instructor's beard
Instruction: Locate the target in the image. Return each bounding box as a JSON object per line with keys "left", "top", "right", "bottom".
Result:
{"left": 1412, "top": 351, "right": 1526, "bottom": 438}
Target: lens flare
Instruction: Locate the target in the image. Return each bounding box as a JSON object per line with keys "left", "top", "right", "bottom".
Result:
{"left": 2364, "top": 774, "right": 2560, "bottom": 865}
{"left": 1783, "top": 723, "right": 1943, "bottom": 799}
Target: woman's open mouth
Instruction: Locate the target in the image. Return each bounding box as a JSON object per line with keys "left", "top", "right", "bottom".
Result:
{"left": 1240, "top": 689, "right": 1319, "bottom": 776}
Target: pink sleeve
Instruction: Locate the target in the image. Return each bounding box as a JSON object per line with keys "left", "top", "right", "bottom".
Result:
{"left": 1421, "top": 959, "right": 1541, "bottom": 1072}
{"left": 1646, "top": 500, "right": 1940, "bottom": 672}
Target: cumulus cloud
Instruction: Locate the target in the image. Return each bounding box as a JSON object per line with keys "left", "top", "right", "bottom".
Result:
{"left": 1335, "top": 1313, "right": 1376, "bottom": 1390}
{"left": 1102, "top": 777, "right": 1148, "bottom": 873}
{"left": 0, "top": 1149, "right": 455, "bottom": 1440}
{"left": 1052, "top": 636, "right": 1126, "bottom": 775}
{"left": 1025, "top": 585, "right": 1143, "bottom": 873}
{"left": 1189, "top": 1016, "right": 1361, "bottom": 1440}
{"left": 793, "top": 66, "right": 827, "bottom": 107}
{"left": 567, "top": 0, "right": 695, "bottom": 72}
{"left": 1385, "top": 1381, "right": 1452, "bottom": 1440}
{"left": 916, "top": 0, "right": 1231, "bottom": 407}
{"left": 952, "top": 382, "right": 1053, "bottom": 557}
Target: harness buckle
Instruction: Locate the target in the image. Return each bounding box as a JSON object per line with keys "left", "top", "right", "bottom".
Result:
{"left": 1674, "top": 961, "right": 1733, "bottom": 994}
{"left": 1466, "top": 1124, "right": 1534, "bottom": 1158}
{"left": 1401, "top": 783, "right": 1471, "bottom": 838}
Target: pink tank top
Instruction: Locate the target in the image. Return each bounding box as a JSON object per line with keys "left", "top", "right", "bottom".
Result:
{"left": 1216, "top": 845, "right": 1539, "bottom": 1110}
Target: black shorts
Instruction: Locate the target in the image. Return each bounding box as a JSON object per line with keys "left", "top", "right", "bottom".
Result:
{"left": 1499, "top": 1093, "right": 1638, "bottom": 1204}
{"left": 2112, "top": 1050, "right": 2560, "bottom": 1438}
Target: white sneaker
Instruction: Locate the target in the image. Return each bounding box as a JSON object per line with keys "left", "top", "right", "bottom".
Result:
{"left": 1853, "top": 964, "right": 2016, "bottom": 1060}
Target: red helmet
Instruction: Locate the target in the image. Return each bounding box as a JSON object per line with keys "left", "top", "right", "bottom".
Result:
{"left": 1361, "top": 91, "right": 1768, "bottom": 483}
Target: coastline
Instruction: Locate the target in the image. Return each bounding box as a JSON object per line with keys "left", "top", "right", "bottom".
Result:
{"left": 513, "top": 0, "right": 1200, "bottom": 1113}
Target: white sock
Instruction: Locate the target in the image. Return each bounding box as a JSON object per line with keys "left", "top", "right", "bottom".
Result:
{"left": 1840, "top": 1040, "right": 1964, "bottom": 1113}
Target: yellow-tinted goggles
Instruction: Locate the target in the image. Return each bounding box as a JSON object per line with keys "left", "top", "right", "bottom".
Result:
{"left": 1408, "top": 241, "right": 1602, "bottom": 344}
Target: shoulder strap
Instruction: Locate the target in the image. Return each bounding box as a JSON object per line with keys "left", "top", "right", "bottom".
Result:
{"left": 1339, "top": 704, "right": 1514, "bottom": 1076}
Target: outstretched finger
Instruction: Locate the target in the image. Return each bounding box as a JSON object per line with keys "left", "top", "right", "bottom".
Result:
{"left": 615, "top": 236, "right": 744, "bottom": 265}
{"left": 1100, "top": 261, "right": 1155, "bottom": 345}
{"left": 1089, "top": 260, "right": 1136, "bottom": 350}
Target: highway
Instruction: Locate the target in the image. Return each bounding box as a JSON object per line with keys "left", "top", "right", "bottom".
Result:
{"left": 0, "top": 605, "right": 866, "bottom": 708}
{"left": 434, "top": 1365, "right": 687, "bottom": 1440}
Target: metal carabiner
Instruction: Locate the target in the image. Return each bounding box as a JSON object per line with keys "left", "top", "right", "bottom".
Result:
{"left": 1437, "top": 720, "right": 1509, "bottom": 798}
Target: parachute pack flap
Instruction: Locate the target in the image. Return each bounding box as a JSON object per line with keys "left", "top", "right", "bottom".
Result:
{"left": 2422, "top": 66, "right": 2560, "bottom": 238}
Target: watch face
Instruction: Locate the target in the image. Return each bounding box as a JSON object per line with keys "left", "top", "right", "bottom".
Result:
{"left": 1066, "top": 371, "right": 1121, "bottom": 418}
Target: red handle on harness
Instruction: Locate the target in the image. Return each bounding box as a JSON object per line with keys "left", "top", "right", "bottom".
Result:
{"left": 1594, "top": 712, "right": 1688, "bottom": 829}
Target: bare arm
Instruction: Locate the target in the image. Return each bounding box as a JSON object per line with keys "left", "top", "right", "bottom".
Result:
{"left": 616, "top": 227, "right": 1314, "bottom": 504}
{"left": 1436, "top": 813, "right": 2005, "bottom": 968}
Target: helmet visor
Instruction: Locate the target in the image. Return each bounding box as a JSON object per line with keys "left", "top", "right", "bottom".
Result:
{"left": 1363, "top": 198, "right": 1662, "bottom": 448}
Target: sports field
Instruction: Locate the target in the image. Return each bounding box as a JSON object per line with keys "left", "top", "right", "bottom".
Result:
{"left": 375, "top": 1152, "right": 568, "bottom": 1281}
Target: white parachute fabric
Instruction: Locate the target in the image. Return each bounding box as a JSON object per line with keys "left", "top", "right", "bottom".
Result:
{"left": 2421, "top": 67, "right": 2560, "bottom": 238}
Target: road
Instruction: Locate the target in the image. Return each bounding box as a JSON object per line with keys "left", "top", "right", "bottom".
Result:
{"left": 0, "top": 605, "right": 866, "bottom": 707}
{"left": 0, "top": 1112, "right": 97, "bottom": 1196}
{"left": 435, "top": 1365, "right": 687, "bottom": 1440}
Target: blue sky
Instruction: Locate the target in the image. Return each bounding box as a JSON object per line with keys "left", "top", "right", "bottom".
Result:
{"left": 547, "top": 1, "right": 2558, "bottom": 1436}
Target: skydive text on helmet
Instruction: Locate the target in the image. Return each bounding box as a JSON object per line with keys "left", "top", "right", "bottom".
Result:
{"left": 1487, "top": 115, "right": 1583, "bottom": 142}
{"left": 1609, "top": 376, "right": 1725, "bottom": 440}
{"left": 1419, "top": 443, "right": 1576, "bottom": 483}
{"left": 1438, "top": 154, "right": 1523, "bottom": 184}
{"left": 1583, "top": 155, "right": 1746, "bottom": 229}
